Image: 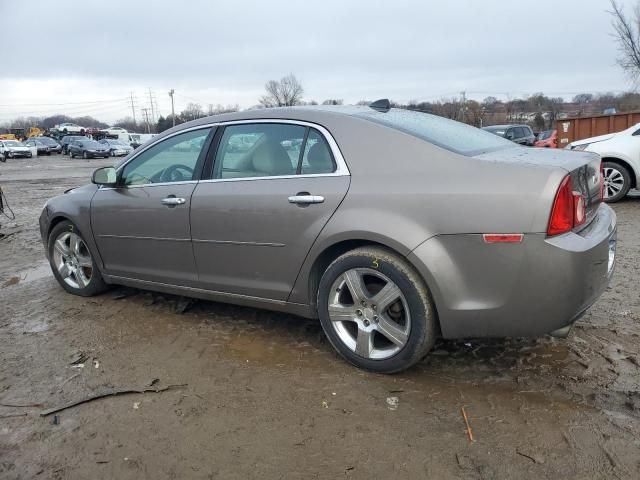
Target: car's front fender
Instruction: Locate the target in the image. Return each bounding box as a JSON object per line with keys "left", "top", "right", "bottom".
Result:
{"left": 41, "top": 184, "right": 104, "bottom": 271}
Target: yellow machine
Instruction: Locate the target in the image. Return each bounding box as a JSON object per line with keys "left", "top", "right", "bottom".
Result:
{"left": 0, "top": 134, "right": 16, "bottom": 140}
{"left": 26, "top": 127, "right": 45, "bottom": 138}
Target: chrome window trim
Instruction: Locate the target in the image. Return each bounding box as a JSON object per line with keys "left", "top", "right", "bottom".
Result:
{"left": 100, "top": 180, "right": 198, "bottom": 190}
{"left": 111, "top": 119, "right": 350, "bottom": 187}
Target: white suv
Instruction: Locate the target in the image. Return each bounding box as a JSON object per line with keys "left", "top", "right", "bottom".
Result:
{"left": 567, "top": 124, "right": 640, "bottom": 202}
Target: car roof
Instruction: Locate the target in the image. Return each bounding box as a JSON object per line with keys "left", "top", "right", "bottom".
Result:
{"left": 154, "top": 105, "right": 409, "bottom": 138}
{"left": 484, "top": 124, "right": 528, "bottom": 129}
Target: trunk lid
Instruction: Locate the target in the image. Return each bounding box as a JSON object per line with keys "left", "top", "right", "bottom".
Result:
{"left": 476, "top": 147, "right": 602, "bottom": 231}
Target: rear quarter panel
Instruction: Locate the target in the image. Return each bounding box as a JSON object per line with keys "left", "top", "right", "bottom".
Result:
{"left": 288, "top": 117, "right": 565, "bottom": 306}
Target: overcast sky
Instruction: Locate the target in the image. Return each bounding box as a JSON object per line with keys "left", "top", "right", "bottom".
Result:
{"left": 0, "top": 0, "right": 634, "bottom": 123}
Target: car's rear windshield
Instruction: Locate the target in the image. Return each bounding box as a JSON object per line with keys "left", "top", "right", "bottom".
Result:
{"left": 351, "top": 108, "right": 514, "bottom": 156}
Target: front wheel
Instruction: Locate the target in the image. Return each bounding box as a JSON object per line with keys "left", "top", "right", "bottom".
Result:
{"left": 603, "top": 161, "right": 631, "bottom": 203}
{"left": 317, "top": 247, "right": 436, "bottom": 373}
{"left": 48, "top": 221, "right": 108, "bottom": 296}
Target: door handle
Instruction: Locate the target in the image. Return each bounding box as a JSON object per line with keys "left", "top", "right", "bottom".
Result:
{"left": 161, "top": 196, "right": 186, "bottom": 206}
{"left": 288, "top": 195, "right": 325, "bottom": 205}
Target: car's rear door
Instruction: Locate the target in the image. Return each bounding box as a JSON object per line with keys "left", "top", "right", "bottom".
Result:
{"left": 190, "top": 121, "right": 350, "bottom": 301}
{"left": 91, "top": 126, "right": 215, "bottom": 285}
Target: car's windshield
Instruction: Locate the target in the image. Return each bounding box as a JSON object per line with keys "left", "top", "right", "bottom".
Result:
{"left": 4, "top": 140, "right": 22, "bottom": 147}
{"left": 483, "top": 126, "right": 506, "bottom": 136}
{"left": 537, "top": 130, "right": 552, "bottom": 141}
{"left": 81, "top": 140, "right": 101, "bottom": 148}
{"left": 38, "top": 137, "right": 57, "bottom": 145}
{"left": 106, "top": 140, "right": 127, "bottom": 146}
{"left": 352, "top": 109, "right": 514, "bottom": 155}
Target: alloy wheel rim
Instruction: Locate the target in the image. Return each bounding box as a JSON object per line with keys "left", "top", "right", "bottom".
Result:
{"left": 603, "top": 167, "right": 624, "bottom": 199}
{"left": 52, "top": 231, "right": 93, "bottom": 289}
{"left": 328, "top": 268, "right": 410, "bottom": 360}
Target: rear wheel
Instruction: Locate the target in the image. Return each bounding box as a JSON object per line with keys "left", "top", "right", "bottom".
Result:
{"left": 317, "top": 247, "right": 436, "bottom": 373}
{"left": 603, "top": 161, "right": 631, "bottom": 203}
{"left": 48, "top": 221, "right": 108, "bottom": 297}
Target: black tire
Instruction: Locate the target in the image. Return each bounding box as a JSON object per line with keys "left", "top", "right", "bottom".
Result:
{"left": 0, "top": 154, "right": 5, "bottom": 163}
{"left": 317, "top": 246, "right": 436, "bottom": 373}
{"left": 603, "top": 161, "right": 631, "bottom": 203}
{"left": 62, "top": 128, "right": 68, "bottom": 134}
{"left": 48, "top": 220, "right": 108, "bottom": 297}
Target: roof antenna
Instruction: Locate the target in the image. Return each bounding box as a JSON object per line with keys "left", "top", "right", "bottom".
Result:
{"left": 369, "top": 99, "right": 391, "bottom": 113}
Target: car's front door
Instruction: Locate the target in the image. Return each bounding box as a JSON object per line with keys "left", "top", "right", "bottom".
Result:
{"left": 190, "top": 122, "right": 350, "bottom": 301}
{"left": 91, "top": 127, "right": 214, "bottom": 285}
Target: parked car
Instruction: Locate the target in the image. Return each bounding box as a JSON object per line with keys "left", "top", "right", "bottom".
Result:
{"left": 567, "top": 123, "right": 640, "bottom": 202}
{"left": 68, "top": 139, "right": 110, "bottom": 159}
{"left": 482, "top": 124, "right": 536, "bottom": 146}
{"left": 534, "top": 129, "right": 558, "bottom": 148}
{"left": 34, "top": 136, "right": 62, "bottom": 154}
{"left": 0, "top": 139, "right": 32, "bottom": 159}
{"left": 55, "top": 123, "right": 85, "bottom": 134}
{"left": 60, "top": 135, "right": 86, "bottom": 154}
{"left": 40, "top": 104, "right": 616, "bottom": 373}
{"left": 98, "top": 139, "right": 133, "bottom": 157}
{"left": 102, "top": 126, "right": 128, "bottom": 136}
{"left": 24, "top": 138, "right": 52, "bottom": 155}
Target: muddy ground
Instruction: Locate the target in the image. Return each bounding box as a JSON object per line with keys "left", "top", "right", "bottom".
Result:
{"left": 0, "top": 154, "right": 639, "bottom": 479}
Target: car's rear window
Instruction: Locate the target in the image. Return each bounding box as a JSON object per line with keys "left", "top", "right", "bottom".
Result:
{"left": 353, "top": 109, "right": 515, "bottom": 156}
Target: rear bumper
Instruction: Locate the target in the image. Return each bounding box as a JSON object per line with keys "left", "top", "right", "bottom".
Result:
{"left": 408, "top": 203, "right": 617, "bottom": 338}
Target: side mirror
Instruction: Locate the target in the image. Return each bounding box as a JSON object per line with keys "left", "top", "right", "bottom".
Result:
{"left": 506, "top": 132, "right": 515, "bottom": 140}
{"left": 92, "top": 166, "right": 118, "bottom": 186}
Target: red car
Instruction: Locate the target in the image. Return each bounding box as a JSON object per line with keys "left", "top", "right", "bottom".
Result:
{"left": 535, "top": 129, "right": 557, "bottom": 148}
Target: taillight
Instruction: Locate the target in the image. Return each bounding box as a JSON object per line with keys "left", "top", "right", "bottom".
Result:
{"left": 547, "top": 175, "right": 586, "bottom": 236}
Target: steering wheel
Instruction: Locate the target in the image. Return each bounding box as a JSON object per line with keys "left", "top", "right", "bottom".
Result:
{"left": 159, "top": 164, "right": 194, "bottom": 183}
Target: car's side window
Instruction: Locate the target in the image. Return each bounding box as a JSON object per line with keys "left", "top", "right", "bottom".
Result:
{"left": 300, "top": 129, "right": 336, "bottom": 175}
{"left": 121, "top": 128, "right": 212, "bottom": 186}
{"left": 213, "top": 123, "right": 306, "bottom": 179}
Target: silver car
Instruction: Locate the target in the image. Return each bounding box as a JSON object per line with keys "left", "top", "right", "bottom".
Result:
{"left": 39, "top": 103, "right": 617, "bottom": 373}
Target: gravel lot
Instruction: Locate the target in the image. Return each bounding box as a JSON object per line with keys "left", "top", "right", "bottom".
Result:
{"left": 1, "top": 154, "right": 639, "bottom": 479}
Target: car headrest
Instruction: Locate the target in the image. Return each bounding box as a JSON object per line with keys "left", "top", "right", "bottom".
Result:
{"left": 306, "top": 142, "right": 333, "bottom": 173}
{"left": 252, "top": 140, "right": 294, "bottom": 176}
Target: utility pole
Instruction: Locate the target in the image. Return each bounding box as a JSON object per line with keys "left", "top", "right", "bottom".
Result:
{"left": 148, "top": 88, "right": 156, "bottom": 125}
{"left": 168, "top": 89, "right": 175, "bottom": 127}
{"left": 461, "top": 91, "right": 467, "bottom": 123}
{"left": 130, "top": 92, "right": 137, "bottom": 125}
{"left": 141, "top": 108, "right": 151, "bottom": 134}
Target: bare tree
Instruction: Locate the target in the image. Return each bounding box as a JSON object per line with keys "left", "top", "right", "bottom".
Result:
{"left": 322, "top": 99, "right": 343, "bottom": 105}
{"left": 259, "top": 74, "right": 304, "bottom": 107}
{"left": 610, "top": 0, "right": 640, "bottom": 81}
{"left": 181, "top": 102, "right": 205, "bottom": 121}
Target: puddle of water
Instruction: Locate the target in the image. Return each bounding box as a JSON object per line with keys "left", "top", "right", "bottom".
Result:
{"left": 223, "top": 330, "right": 328, "bottom": 367}
{"left": 2, "top": 263, "right": 52, "bottom": 288}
